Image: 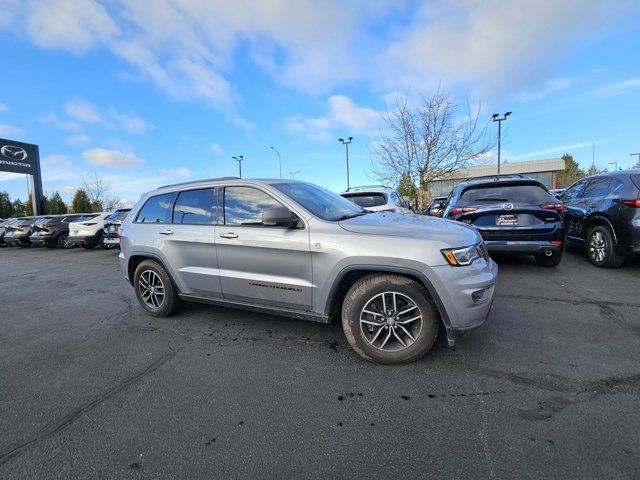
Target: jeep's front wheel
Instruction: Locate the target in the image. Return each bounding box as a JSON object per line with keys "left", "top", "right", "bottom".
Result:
{"left": 341, "top": 274, "right": 439, "bottom": 364}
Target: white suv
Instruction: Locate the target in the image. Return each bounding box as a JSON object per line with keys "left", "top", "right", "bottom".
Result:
{"left": 67, "top": 212, "right": 112, "bottom": 249}
{"left": 341, "top": 186, "right": 412, "bottom": 213}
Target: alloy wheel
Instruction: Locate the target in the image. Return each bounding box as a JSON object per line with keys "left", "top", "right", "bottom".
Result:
{"left": 138, "top": 270, "right": 166, "bottom": 309}
{"left": 589, "top": 231, "right": 607, "bottom": 263}
{"left": 359, "top": 291, "right": 422, "bottom": 352}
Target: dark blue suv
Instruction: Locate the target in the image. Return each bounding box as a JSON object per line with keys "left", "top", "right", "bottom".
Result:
{"left": 561, "top": 170, "right": 640, "bottom": 267}
{"left": 442, "top": 177, "right": 565, "bottom": 267}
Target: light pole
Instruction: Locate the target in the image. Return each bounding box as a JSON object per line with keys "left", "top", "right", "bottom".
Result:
{"left": 609, "top": 162, "right": 618, "bottom": 172}
{"left": 232, "top": 155, "right": 243, "bottom": 178}
{"left": 290, "top": 170, "right": 301, "bottom": 179}
{"left": 338, "top": 136, "right": 353, "bottom": 190}
{"left": 630, "top": 153, "right": 640, "bottom": 167}
{"left": 270, "top": 146, "right": 282, "bottom": 178}
{"left": 492, "top": 112, "right": 511, "bottom": 175}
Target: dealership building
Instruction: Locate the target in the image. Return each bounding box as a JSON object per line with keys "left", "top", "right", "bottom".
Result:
{"left": 427, "top": 157, "right": 566, "bottom": 197}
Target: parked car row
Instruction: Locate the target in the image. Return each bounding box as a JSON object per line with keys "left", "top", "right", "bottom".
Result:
{"left": 424, "top": 169, "right": 640, "bottom": 268}
{"left": 0, "top": 208, "right": 131, "bottom": 249}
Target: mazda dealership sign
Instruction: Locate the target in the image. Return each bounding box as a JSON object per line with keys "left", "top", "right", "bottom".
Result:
{"left": 0, "top": 137, "right": 44, "bottom": 214}
{"left": 0, "top": 138, "right": 39, "bottom": 175}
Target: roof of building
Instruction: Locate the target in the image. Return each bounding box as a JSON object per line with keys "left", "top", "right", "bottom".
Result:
{"left": 433, "top": 157, "right": 566, "bottom": 181}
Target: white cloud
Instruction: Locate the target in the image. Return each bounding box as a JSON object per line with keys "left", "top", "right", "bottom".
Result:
{"left": 0, "top": 102, "right": 7, "bottom": 111}
{"left": 160, "top": 167, "right": 192, "bottom": 179}
{"left": 58, "top": 121, "right": 83, "bottom": 131}
{"left": 25, "top": 0, "right": 119, "bottom": 54}
{"left": 82, "top": 147, "right": 144, "bottom": 167}
{"left": 65, "top": 98, "right": 102, "bottom": 123}
{"left": 379, "top": 0, "right": 633, "bottom": 100}
{"left": 209, "top": 143, "right": 224, "bottom": 155}
{"left": 0, "top": 124, "right": 23, "bottom": 137}
{"left": 592, "top": 77, "right": 640, "bottom": 97}
{"left": 65, "top": 134, "right": 92, "bottom": 145}
{"left": 284, "top": 94, "right": 383, "bottom": 140}
{"left": 513, "top": 141, "right": 604, "bottom": 160}
{"left": 109, "top": 108, "right": 154, "bottom": 134}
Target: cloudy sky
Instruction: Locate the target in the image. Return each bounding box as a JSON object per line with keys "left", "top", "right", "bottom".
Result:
{"left": 0, "top": 0, "right": 639, "bottom": 204}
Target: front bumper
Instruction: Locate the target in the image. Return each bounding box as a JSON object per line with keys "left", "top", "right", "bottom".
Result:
{"left": 427, "top": 257, "right": 498, "bottom": 346}
{"left": 484, "top": 240, "right": 562, "bottom": 255}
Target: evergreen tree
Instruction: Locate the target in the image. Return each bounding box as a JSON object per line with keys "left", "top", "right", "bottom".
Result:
{"left": 0, "top": 191, "right": 14, "bottom": 218}
{"left": 47, "top": 191, "right": 68, "bottom": 214}
{"left": 556, "top": 153, "right": 585, "bottom": 188}
{"left": 11, "top": 199, "right": 25, "bottom": 216}
{"left": 72, "top": 188, "right": 92, "bottom": 213}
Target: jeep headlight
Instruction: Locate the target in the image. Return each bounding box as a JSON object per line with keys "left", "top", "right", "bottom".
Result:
{"left": 441, "top": 245, "right": 481, "bottom": 266}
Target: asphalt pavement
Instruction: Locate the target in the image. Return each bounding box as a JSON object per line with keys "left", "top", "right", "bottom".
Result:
{"left": 1, "top": 246, "right": 639, "bottom": 479}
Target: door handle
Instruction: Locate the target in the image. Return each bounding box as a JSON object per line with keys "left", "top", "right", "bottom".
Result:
{"left": 220, "top": 232, "right": 238, "bottom": 239}
{"left": 159, "top": 229, "right": 174, "bottom": 235}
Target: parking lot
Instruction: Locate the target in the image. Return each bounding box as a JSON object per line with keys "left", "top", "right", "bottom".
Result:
{"left": 1, "top": 246, "right": 639, "bottom": 479}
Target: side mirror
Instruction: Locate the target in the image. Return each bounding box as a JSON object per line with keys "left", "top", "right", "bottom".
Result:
{"left": 262, "top": 206, "right": 298, "bottom": 228}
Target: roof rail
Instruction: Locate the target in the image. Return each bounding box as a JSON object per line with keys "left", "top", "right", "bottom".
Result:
{"left": 157, "top": 176, "right": 240, "bottom": 189}
{"left": 346, "top": 184, "right": 390, "bottom": 192}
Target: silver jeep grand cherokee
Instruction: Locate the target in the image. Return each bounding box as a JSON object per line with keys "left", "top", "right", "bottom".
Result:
{"left": 119, "top": 178, "right": 498, "bottom": 364}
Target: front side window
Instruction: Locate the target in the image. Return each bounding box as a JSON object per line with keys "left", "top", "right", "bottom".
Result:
{"left": 136, "top": 193, "right": 175, "bottom": 223}
{"left": 224, "top": 187, "right": 282, "bottom": 226}
{"left": 173, "top": 189, "right": 215, "bottom": 224}
{"left": 559, "top": 180, "right": 586, "bottom": 201}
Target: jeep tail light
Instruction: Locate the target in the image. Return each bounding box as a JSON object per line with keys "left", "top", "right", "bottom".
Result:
{"left": 81, "top": 222, "right": 97, "bottom": 226}
{"left": 44, "top": 224, "right": 55, "bottom": 228}
{"left": 450, "top": 207, "right": 477, "bottom": 215}
{"left": 539, "top": 202, "right": 565, "bottom": 211}
{"left": 622, "top": 199, "right": 640, "bottom": 208}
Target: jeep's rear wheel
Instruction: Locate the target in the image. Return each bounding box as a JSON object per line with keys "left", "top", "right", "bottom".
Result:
{"left": 134, "top": 260, "right": 183, "bottom": 317}
{"left": 342, "top": 274, "right": 439, "bottom": 364}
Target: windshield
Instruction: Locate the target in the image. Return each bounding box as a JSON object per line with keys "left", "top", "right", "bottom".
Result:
{"left": 273, "top": 182, "right": 365, "bottom": 221}
{"left": 105, "top": 210, "right": 130, "bottom": 223}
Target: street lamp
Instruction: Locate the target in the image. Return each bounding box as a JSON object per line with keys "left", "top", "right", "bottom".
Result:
{"left": 232, "top": 155, "right": 244, "bottom": 178}
{"left": 492, "top": 112, "right": 511, "bottom": 175}
{"left": 270, "top": 146, "right": 282, "bottom": 178}
{"left": 338, "top": 136, "right": 353, "bottom": 190}
{"left": 290, "top": 170, "right": 301, "bottom": 179}
{"left": 609, "top": 162, "right": 618, "bottom": 172}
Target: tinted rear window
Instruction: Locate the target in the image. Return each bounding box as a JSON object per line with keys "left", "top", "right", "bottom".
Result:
{"left": 33, "top": 217, "right": 55, "bottom": 225}
{"left": 459, "top": 184, "right": 554, "bottom": 205}
{"left": 72, "top": 214, "right": 99, "bottom": 222}
{"left": 343, "top": 193, "right": 387, "bottom": 208}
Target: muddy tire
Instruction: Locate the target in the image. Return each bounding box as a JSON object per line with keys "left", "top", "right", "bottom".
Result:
{"left": 341, "top": 273, "right": 439, "bottom": 364}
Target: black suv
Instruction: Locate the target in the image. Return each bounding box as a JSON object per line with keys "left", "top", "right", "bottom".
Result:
{"left": 561, "top": 170, "right": 640, "bottom": 267}
{"left": 102, "top": 208, "right": 131, "bottom": 249}
{"left": 442, "top": 177, "right": 565, "bottom": 267}
{"left": 30, "top": 214, "right": 84, "bottom": 248}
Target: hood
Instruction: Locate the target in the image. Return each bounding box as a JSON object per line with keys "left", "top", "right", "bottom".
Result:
{"left": 339, "top": 212, "right": 480, "bottom": 246}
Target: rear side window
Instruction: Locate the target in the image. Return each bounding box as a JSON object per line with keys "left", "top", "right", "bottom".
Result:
{"left": 136, "top": 193, "right": 175, "bottom": 223}
{"left": 343, "top": 193, "right": 387, "bottom": 208}
{"left": 581, "top": 177, "right": 611, "bottom": 198}
{"left": 458, "top": 184, "right": 553, "bottom": 205}
{"left": 224, "top": 187, "right": 282, "bottom": 226}
{"left": 172, "top": 189, "right": 216, "bottom": 224}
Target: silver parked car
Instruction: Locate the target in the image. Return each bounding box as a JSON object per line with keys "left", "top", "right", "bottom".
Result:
{"left": 119, "top": 178, "right": 498, "bottom": 364}
{"left": 341, "top": 186, "right": 413, "bottom": 213}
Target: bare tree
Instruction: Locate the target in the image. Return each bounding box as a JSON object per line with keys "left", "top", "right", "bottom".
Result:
{"left": 371, "top": 90, "right": 495, "bottom": 209}
{"left": 81, "top": 172, "right": 122, "bottom": 212}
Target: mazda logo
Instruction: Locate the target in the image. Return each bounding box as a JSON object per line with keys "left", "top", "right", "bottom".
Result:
{"left": 503, "top": 203, "right": 514, "bottom": 210}
{"left": 1, "top": 145, "right": 28, "bottom": 161}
